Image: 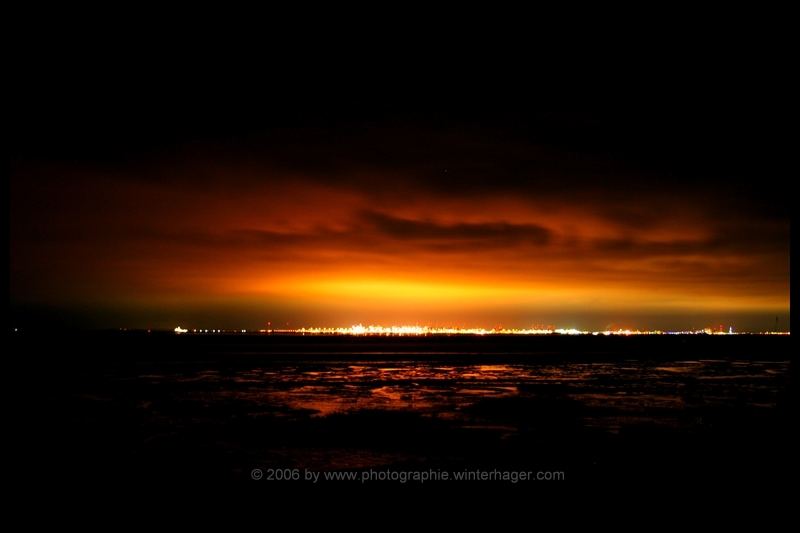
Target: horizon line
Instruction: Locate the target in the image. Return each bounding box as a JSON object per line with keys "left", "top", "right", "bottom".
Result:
{"left": 11, "top": 325, "right": 789, "bottom": 336}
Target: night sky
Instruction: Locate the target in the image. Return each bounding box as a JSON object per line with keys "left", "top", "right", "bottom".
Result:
{"left": 9, "top": 63, "right": 791, "bottom": 331}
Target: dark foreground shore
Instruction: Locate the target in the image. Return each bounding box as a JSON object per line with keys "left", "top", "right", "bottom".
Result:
{"left": 11, "top": 333, "right": 794, "bottom": 488}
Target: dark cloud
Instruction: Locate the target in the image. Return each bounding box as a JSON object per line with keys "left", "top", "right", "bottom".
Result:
{"left": 360, "top": 211, "right": 552, "bottom": 247}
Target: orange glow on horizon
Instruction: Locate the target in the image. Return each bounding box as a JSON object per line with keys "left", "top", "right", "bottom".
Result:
{"left": 10, "top": 143, "right": 790, "bottom": 331}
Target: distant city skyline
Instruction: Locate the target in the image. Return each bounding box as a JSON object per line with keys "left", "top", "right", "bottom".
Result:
{"left": 166, "top": 324, "right": 788, "bottom": 335}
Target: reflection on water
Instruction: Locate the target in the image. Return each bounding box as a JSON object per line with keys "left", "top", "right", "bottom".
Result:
{"left": 56, "top": 352, "right": 791, "bottom": 477}
{"left": 144, "top": 359, "right": 790, "bottom": 431}
{"left": 39, "top": 332, "right": 791, "bottom": 480}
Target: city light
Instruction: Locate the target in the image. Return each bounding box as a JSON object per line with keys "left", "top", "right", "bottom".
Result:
{"left": 170, "top": 324, "right": 790, "bottom": 336}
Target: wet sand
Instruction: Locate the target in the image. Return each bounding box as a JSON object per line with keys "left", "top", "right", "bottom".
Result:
{"left": 14, "top": 334, "right": 794, "bottom": 486}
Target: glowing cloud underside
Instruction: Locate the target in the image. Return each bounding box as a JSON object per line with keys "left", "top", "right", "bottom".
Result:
{"left": 9, "top": 128, "right": 790, "bottom": 331}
